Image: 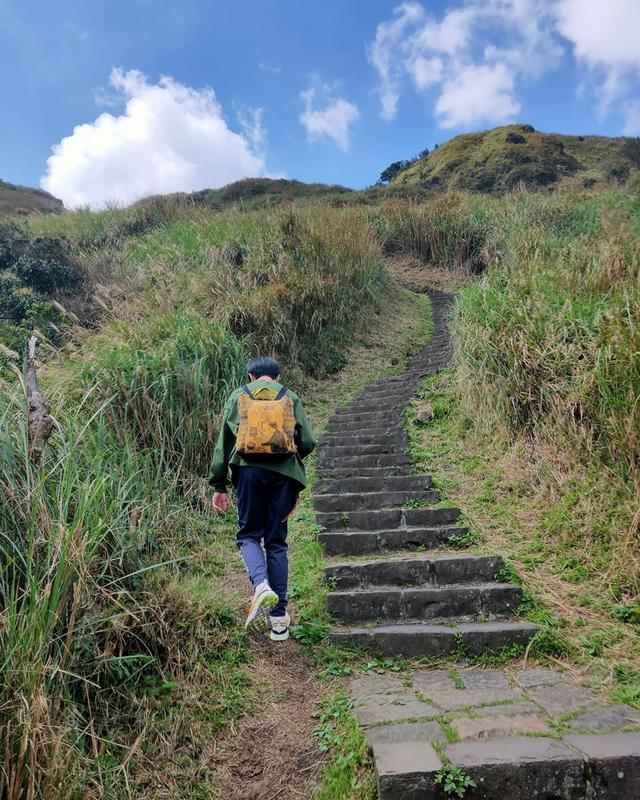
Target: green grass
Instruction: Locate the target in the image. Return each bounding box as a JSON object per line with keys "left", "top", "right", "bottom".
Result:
{"left": 404, "top": 366, "right": 640, "bottom": 688}
{"left": 451, "top": 187, "right": 639, "bottom": 596}
{"left": 313, "top": 692, "right": 376, "bottom": 800}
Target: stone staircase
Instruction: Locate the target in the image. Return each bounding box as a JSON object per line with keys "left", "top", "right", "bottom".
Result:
{"left": 314, "top": 290, "right": 538, "bottom": 658}
{"left": 312, "top": 291, "right": 640, "bottom": 799}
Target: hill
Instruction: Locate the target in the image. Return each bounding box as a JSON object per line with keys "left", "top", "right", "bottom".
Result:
{"left": 0, "top": 178, "right": 63, "bottom": 215}
{"left": 183, "top": 177, "right": 353, "bottom": 210}
{"left": 392, "top": 124, "right": 640, "bottom": 193}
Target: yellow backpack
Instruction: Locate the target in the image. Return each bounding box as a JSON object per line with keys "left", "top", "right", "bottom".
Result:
{"left": 236, "top": 385, "right": 297, "bottom": 458}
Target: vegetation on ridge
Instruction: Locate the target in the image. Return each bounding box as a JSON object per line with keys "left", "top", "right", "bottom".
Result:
{"left": 0, "top": 178, "right": 63, "bottom": 216}
{"left": 392, "top": 124, "right": 640, "bottom": 193}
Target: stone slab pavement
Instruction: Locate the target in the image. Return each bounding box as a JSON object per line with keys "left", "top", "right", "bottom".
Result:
{"left": 349, "top": 668, "right": 640, "bottom": 799}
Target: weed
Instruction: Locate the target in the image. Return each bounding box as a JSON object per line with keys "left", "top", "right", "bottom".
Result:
{"left": 359, "top": 656, "right": 407, "bottom": 674}
{"left": 612, "top": 603, "right": 640, "bottom": 625}
{"left": 313, "top": 693, "right": 375, "bottom": 800}
{"left": 446, "top": 529, "right": 480, "bottom": 549}
{"left": 435, "top": 765, "right": 477, "bottom": 798}
{"left": 292, "top": 614, "right": 332, "bottom": 647}
{"left": 495, "top": 560, "right": 521, "bottom": 585}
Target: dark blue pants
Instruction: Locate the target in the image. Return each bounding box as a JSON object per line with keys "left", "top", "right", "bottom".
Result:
{"left": 233, "top": 466, "right": 299, "bottom": 616}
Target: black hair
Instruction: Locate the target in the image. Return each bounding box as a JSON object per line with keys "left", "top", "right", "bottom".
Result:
{"left": 247, "top": 356, "right": 281, "bottom": 379}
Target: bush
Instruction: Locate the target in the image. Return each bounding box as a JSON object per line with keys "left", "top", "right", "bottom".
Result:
{"left": 0, "top": 223, "right": 79, "bottom": 356}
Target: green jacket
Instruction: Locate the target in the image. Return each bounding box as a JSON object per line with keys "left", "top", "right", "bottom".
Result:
{"left": 209, "top": 379, "right": 317, "bottom": 493}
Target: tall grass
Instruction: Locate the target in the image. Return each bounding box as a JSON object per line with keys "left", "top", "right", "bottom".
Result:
{"left": 72, "top": 312, "right": 246, "bottom": 476}
{"left": 0, "top": 382, "right": 164, "bottom": 797}
{"left": 0, "top": 313, "right": 247, "bottom": 797}
{"left": 451, "top": 187, "right": 640, "bottom": 591}
{"left": 0, "top": 202, "right": 391, "bottom": 796}
{"left": 112, "top": 204, "right": 388, "bottom": 377}
{"left": 369, "top": 193, "right": 491, "bottom": 274}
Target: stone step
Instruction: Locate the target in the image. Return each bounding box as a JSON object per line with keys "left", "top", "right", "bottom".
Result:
{"left": 361, "top": 377, "right": 417, "bottom": 390}
{"left": 314, "top": 488, "right": 438, "bottom": 513}
{"left": 355, "top": 394, "right": 413, "bottom": 405}
{"left": 317, "top": 453, "right": 412, "bottom": 472}
{"left": 326, "top": 420, "right": 400, "bottom": 434}
{"left": 324, "top": 425, "right": 400, "bottom": 439}
{"left": 326, "top": 554, "right": 503, "bottom": 589}
{"left": 331, "top": 620, "right": 540, "bottom": 658}
{"left": 318, "top": 524, "right": 468, "bottom": 556}
{"left": 316, "top": 474, "right": 432, "bottom": 495}
{"left": 318, "top": 466, "right": 411, "bottom": 481}
{"left": 369, "top": 730, "right": 640, "bottom": 800}
{"left": 334, "top": 400, "right": 404, "bottom": 413}
{"left": 327, "top": 411, "right": 398, "bottom": 424}
{"left": 316, "top": 506, "right": 461, "bottom": 532}
{"left": 317, "top": 442, "right": 406, "bottom": 458}
{"left": 355, "top": 665, "right": 640, "bottom": 800}
{"left": 327, "top": 582, "right": 522, "bottom": 623}
{"left": 318, "top": 432, "right": 406, "bottom": 446}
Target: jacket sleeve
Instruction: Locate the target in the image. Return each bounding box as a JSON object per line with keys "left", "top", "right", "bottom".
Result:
{"left": 209, "top": 398, "right": 235, "bottom": 492}
{"left": 294, "top": 397, "right": 317, "bottom": 460}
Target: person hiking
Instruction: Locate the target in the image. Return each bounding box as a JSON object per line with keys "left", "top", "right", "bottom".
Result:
{"left": 210, "top": 356, "right": 317, "bottom": 641}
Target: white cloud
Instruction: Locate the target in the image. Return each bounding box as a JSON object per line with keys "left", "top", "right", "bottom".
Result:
{"left": 369, "top": 0, "right": 640, "bottom": 133}
{"left": 555, "top": 0, "right": 640, "bottom": 70}
{"left": 299, "top": 84, "right": 360, "bottom": 151}
{"left": 258, "top": 60, "right": 282, "bottom": 75}
{"left": 555, "top": 0, "right": 640, "bottom": 128}
{"left": 436, "top": 63, "right": 521, "bottom": 128}
{"left": 367, "top": 2, "right": 425, "bottom": 120}
{"left": 368, "top": 1, "right": 560, "bottom": 128}
{"left": 405, "top": 55, "right": 444, "bottom": 91}
{"left": 41, "top": 68, "right": 266, "bottom": 208}
{"left": 412, "top": 6, "right": 477, "bottom": 55}
{"left": 236, "top": 106, "right": 266, "bottom": 159}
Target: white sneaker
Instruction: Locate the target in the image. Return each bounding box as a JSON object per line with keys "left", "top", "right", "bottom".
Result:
{"left": 269, "top": 612, "right": 291, "bottom": 642}
{"left": 245, "top": 581, "right": 278, "bottom": 629}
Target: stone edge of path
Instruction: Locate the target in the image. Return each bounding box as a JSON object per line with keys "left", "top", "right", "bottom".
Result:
{"left": 351, "top": 669, "right": 640, "bottom": 800}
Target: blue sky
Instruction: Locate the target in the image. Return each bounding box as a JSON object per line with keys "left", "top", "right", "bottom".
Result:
{"left": 1, "top": 0, "right": 639, "bottom": 206}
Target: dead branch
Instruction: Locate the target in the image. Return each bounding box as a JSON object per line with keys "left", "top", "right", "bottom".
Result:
{"left": 24, "top": 335, "right": 54, "bottom": 464}
{"left": 0, "top": 343, "right": 19, "bottom": 360}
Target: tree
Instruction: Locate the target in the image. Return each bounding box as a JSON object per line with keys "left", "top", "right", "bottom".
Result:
{"left": 377, "top": 160, "right": 410, "bottom": 185}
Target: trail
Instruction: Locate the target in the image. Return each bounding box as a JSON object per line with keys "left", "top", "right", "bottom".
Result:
{"left": 210, "top": 623, "right": 324, "bottom": 800}
{"left": 314, "top": 289, "right": 535, "bottom": 656}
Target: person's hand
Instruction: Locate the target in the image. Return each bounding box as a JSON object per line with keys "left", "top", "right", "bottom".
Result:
{"left": 212, "top": 492, "right": 230, "bottom": 514}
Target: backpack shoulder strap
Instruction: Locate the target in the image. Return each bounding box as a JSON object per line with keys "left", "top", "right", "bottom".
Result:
{"left": 275, "top": 385, "right": 288, "bottom": 401}
{"left": 241, "top": 385, "right": 253, "bottom": 397}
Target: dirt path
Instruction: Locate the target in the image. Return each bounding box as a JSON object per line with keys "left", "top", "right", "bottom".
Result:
{"left": 209, "top": 593, "right": 325, "bottom": 800}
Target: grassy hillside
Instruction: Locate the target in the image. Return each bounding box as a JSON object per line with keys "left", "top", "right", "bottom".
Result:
{"left": 1, "top": 173, "right": 638, "bottom": 796}
{"left": 0, "top": 178, "right": 63, "bottom": 215}
{"left": 0, "top": 200, "right": 424, "bottom": 797}
{"left": 392, "top": 124, "right": 640, "bottom": 193}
